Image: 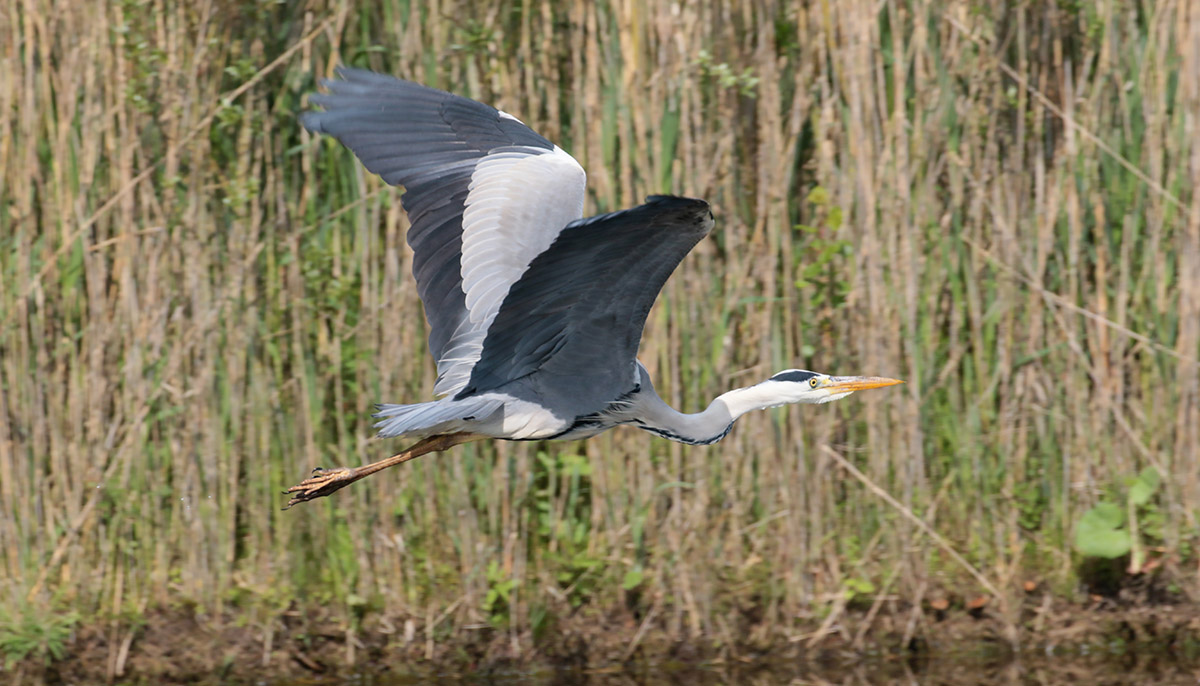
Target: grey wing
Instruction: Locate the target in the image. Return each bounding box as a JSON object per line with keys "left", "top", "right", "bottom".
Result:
{"left": 301, "top": 67, "right": 587, "bottom": 395}
{"left": 458, "top": 195, "right": 714, "bottom": 418}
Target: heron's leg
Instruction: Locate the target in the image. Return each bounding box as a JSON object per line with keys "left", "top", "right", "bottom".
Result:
{"left": 283, "top": 432, "right": 478, "bottom": 509}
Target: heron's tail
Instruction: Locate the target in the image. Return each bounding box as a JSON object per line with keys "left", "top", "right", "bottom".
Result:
{"left": 372, "top": 398, "right": 503, "bottom": 439}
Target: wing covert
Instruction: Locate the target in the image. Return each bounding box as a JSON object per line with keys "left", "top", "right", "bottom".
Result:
{"left": 459, "top": 196, "right": 714, "bottom": 419}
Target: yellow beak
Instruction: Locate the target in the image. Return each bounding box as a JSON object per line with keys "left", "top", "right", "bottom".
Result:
{"left": 822, "top": 376, "right": 905, "bottom": 392}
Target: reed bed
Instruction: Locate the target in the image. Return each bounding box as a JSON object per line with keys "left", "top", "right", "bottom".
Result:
{"left": 1, "top": 0, "right": 1197, "bottom": 667}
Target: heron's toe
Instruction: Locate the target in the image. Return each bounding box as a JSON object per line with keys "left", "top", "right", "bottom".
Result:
{"left": 282, "top": 467, "right": 359, "bottom": 509}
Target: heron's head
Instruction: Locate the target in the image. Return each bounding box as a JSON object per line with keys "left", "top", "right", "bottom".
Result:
{"left": 765, "top": 369, "right": 904, "bottom": 404}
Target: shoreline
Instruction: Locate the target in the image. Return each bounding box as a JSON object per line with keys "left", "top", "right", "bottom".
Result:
{"left": 16, "top": 597, "right": 1200, "bottom": 683}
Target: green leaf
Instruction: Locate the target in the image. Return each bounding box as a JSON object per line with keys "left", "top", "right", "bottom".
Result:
{"left": 842, "top": 577, "right": 876, "bottom": 597}
{"left": 827, "top": 206, "right": 844, "bottom": 230}
{"left": 1129, "top": 467, "right": 1160, "bottom": 506}
{"left": 622, "top": 569, "right": 644, "bottom": 590}
{"left": 1085, "top": 501, "right": 1124, "bottom": 528}
{"left": 1074, "top": 502, "right": 1131, "bottom": 559}
{"left": 806, "top": 186, "right": 829, "bottom": 206}
{"left": 1140, "top": 467, "right": 1161, "bottom": 491}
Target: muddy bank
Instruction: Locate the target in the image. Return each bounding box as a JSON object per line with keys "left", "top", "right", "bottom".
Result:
{"left": 15, "top": 594, "right": 1200, "bottom": 684}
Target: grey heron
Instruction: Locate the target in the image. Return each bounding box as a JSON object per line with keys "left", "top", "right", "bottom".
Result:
{"left": 284, "top": 67, "right": 902, "bottom": 509}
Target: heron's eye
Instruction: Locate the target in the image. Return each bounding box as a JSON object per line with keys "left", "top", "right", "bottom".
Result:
{"left": 809, "top": 377, "right": 819, "bottom": 388}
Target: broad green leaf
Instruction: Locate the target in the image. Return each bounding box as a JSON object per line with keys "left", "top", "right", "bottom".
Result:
{"left": 1074, "top": 503, "right": 1131, "bottom": 559}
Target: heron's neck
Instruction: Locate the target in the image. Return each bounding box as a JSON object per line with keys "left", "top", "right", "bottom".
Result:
{"left": 633, "top": 382, "right": 783, "bottom": 446}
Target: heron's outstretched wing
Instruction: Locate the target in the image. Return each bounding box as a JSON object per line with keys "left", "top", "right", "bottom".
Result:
{"left": 459, "top": 196, "right": 713, "bottom": 419}
{"left": 301, "top": 67, "right": 586, "bottom": 396}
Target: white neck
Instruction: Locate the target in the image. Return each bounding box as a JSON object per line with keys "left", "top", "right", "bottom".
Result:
{"left": 628, "top": 381, "right": 788, "bottom": 445}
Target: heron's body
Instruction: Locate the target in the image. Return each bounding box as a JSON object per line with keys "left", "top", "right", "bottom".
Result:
{"left": 377, "top": 361, "right": 721, "bottom": 445}
{"left": 284, "top": 68, "right": 901, "bottom": 508}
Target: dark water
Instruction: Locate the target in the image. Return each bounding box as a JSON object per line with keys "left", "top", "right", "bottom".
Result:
{"left": 253, "top": 656, "right": 1199, "bottom": 685}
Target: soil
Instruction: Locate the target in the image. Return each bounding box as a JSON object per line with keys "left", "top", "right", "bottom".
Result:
{"left": 13, "top": 590, "right": 1200, "bottom": 684}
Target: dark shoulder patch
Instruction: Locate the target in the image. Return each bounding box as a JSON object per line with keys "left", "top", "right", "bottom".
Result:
{"left": 770, "top": 369, "right": 818, "bottom": 383}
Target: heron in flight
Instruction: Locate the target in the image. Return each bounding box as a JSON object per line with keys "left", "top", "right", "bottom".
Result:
{"left": 284, "top": 67, "right": 902, "bottom": 508}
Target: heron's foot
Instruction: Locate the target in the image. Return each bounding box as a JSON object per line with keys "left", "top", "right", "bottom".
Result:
{"left": 283, "top": 466, "right": 361, "bottom": 509}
